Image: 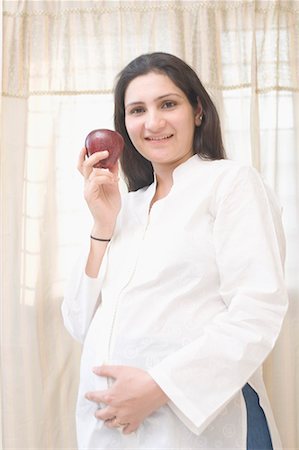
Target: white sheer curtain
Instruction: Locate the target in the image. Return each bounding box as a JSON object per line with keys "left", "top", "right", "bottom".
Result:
{"left": 1, "top": 1, "right": 298, "bottom": 449}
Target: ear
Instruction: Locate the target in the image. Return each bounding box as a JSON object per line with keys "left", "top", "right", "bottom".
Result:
{"left": 194, "top": 97, "right": 203, "bottom": 126}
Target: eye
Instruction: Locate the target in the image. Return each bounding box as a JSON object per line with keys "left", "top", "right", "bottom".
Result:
{"left": 161, "top": 100, "right": 176, "bottom": 109}
{"left": 127, "top": 106, "right": 145, "bottom": 115}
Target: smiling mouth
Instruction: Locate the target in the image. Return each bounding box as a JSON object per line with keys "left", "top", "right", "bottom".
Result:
{"left": 145, "top": 134, "right": 173, "bottom": 141}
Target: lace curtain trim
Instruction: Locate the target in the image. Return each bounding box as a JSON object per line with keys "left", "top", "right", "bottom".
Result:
{"left": 3, "top": 1, "right": 299, "bottom": 18}
{"left": 2, "top": 84, "right": 299, "bottom": 98}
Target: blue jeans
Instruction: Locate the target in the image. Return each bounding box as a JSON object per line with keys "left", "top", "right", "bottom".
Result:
{"left": 242, "top": 383, "right": 273, "bottom": 450}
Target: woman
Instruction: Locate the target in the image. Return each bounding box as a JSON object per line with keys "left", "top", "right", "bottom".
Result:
{"left": 62, "top": 52, "right": 288, "bottom": 449}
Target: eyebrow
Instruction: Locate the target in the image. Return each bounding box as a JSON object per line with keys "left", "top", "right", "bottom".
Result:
{"left": 125, "top": 93, "right": 183, "bottom": 109}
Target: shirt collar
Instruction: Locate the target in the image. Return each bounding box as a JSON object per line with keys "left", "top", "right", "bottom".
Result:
{"left": 171, "top": 154, "right": 202, "bottom": 183}
{"left": 134, "top": 154, "right": 204, "bottom": 220}
{"left": 152, "top": 153, "right": 203, "bottom": 188}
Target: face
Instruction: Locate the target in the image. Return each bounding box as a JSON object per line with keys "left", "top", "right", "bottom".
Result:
{"left": 124, "top": 72, "right": 199, "bottom": 172}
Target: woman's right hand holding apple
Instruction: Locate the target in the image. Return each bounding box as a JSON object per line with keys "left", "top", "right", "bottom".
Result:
{"left": 77, "top": 147, "right": 121, "bottom": 239}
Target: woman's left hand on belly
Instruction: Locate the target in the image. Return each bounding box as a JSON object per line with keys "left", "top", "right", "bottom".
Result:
{"left": 85, "top": 365, "right": 169, "bottom": 434}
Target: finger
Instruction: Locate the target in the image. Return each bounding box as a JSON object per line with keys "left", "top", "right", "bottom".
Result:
{"left": 93, "top": 365, "right": 123, "bottom": 378}
{"left": 86, "top": 150, "right": 110, "bottom": 166}
{"left": 95, "top": 407, "right": 116, "bottom": 421}
{"left": 85, "top": 390, "right": 111, "bottom": 404}
{"left": 77, "top": 147, "right": 87, "bottom": 175}
{"left": 105, "top": 418, "right": 120, "bottom": 429}
{"left": 82, "top": 151, "right": 109, "bottom": 179}
{"left": 123, "top": 422, "right": 139, "bottom": 435}
{"left": 88, "top": 168, "right": 118, "bottom": 182}
{"left": 86, "top": 172, "right": 117, "bottom": 188}
{"left": 103, "top": 418, "right": 115, "bottom": 427}
{"left": 105, "top": 417, "right": 129, "bottom": 430}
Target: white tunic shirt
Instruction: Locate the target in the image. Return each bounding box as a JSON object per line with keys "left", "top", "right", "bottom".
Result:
{"left": 62, "top": 155, "right": 288, "bottom": 450}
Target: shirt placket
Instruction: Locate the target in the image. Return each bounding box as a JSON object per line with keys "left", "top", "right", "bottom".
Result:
{"left": 104, "top": 210, "right": 154, "bottom": 384}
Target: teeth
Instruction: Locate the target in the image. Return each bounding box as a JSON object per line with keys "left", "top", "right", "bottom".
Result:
{"left": 147, "top": 134, "right": 172, "bottom": 141}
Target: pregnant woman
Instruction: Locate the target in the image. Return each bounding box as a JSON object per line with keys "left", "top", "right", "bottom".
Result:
{"left": 62, "top": 52, "right": 288, "bottom": 450}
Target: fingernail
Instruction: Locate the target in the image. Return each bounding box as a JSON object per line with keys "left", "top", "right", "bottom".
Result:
{"left": 93, "top": 366, "right": 101, "bottom": 373}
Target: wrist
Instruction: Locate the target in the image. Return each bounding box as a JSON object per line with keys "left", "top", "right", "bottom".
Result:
{"left": 147, "top": 375, "right": 169, "bottom": 407}
{"left": 91, "top": 224, "right": 114, "bottom": 240}
{"left": 90, "top": 235, "right": 111, "bottom": 242}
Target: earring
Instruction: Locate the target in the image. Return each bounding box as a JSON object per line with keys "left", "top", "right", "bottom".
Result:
{"left": 195, "top": 114, "right": 203, "bottom": 126}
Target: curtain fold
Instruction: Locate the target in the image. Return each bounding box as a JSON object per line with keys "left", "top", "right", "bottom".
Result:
{"left": 3, "top": 1, "right": 299, "bottom": 96}
{"left": 1, "top": 1, "right": 298, "bottom": 449}
{"left": 0, "top": 0, "right": 4, "bottom": 445}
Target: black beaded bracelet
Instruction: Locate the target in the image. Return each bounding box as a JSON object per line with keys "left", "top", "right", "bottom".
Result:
{"left": 90, "top": 235, "right": 111, "bottom": 242}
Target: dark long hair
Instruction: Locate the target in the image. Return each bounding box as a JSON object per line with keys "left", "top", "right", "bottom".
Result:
{"left": 114, "top": 52, "right": 226, "bottom": 192}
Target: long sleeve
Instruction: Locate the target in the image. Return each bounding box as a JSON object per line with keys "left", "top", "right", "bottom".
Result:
{"left": 148, "top": 166, "right": 288, "bottom": 435}
{"left": 61, "top": 242, "right": 109, "bottom": 343}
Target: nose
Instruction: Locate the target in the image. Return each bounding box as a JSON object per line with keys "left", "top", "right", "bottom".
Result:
{"left": 144, "top": 110, "right": 166, "bottom": 132}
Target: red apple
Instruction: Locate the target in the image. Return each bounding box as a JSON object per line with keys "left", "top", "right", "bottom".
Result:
{"left": 85, "top": 129, "right": 124, "bottom": 169}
